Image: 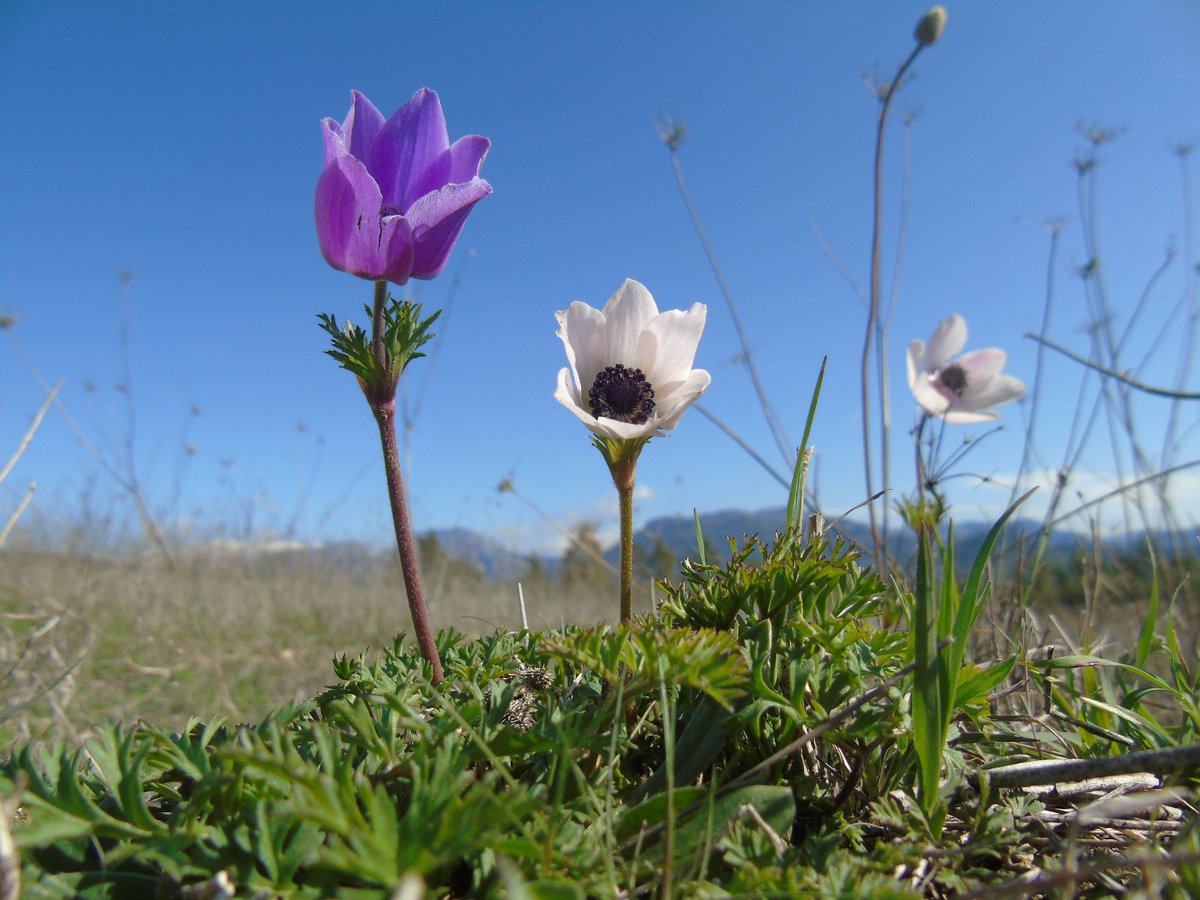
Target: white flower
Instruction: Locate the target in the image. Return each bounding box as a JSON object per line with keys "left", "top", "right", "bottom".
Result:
{"left": 907, "top": 313, "right": 1024, "bottom": 423}
{"left": 555, "top": 279, "right": 711, "bottom": 443}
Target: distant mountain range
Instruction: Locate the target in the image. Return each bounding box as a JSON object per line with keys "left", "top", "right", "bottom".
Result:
{"left": 192, "top": 508, "right": 1192, "bottom": 580}
{"left": 421, "top": 507, "right": 1182, "bottom": 580}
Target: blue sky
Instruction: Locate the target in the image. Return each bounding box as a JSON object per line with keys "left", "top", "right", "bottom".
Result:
{"left": 2, "top": 2, "right": 1198, "bottom": 554}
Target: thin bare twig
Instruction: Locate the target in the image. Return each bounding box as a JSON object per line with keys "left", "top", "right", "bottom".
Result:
{"left": 658, "top": 121, "right": 792, "bottom": 466}
{"left": 862, "top": 43, "right": 924, "bottom": 570}
{"left": 692, "top": 403, "right": 790, "bottom": 489}
{"left": 974, "top": 743, "right": 1200, "bottom": 791}
{"left": 1024, "top": 333, "right": 1200, "bottom": 400}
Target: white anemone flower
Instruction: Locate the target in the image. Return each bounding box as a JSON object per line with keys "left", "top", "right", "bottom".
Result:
{"left": 555, "top": 279, "right": 711, "bottom": 444}
{"left": 907, "top": 314, "right": 1024, "bottom": 423}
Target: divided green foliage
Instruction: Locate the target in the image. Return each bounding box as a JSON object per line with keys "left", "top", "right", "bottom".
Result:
{"left": 3, "top": 521, "right": 1197, "bottom": 897}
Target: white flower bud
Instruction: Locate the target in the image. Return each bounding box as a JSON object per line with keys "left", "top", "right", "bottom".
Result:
{"left": 915, "top": 6, "right": 947, "bottom": 46}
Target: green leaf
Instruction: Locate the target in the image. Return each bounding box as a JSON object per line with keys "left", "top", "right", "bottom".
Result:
{"left": 786, "top": 356, "right": 826, "bottom": 531}
{"left": 629, "top": 698, "right": 730, "bottom": 803}
{"left": 1135, "top": 537, "right": 1159, "bottom": 669}
{"left": 954, "top": 656, "right": 1017, "bottom": 708}
{"left": 616, "top": 785, "right": 794, "bottom": 864}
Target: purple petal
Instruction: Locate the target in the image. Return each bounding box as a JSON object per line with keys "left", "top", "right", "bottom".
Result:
{"left": 315, "top": 156, "right": 414, "bottom": 283}
{"left": 444, "top": 135, "right": 491, "bottom": 183}
{"left": 365, "top": 88, "right": 450, "bottom": 211}
{"left": 405, "top": 178, "right": 493, "bottom": 279}
{"left": 342, "top": 90, "right": 385, "bottom": 162}
{"left": 375, "top": 215, "right": 417, "bottom": 284}
{"left": 407, "top": 134, "right": 492, "bottom": 203}
{"left": 924, "top": 314, "right": 967, "bottom": 372}
{"left": 321, "top": 117, "right": 348, "bottom": 166}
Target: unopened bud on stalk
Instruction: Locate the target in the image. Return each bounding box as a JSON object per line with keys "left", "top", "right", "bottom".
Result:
{"left": 915, "top": 6, "right": 947, "bottom": 46}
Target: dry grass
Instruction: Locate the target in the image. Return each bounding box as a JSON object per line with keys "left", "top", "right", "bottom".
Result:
{"left": 0, "top": 546, "right": 615, "bottom": 744}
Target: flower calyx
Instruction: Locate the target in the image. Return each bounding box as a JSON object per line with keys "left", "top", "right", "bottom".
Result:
{"left": 318, "top": 294, "right": 440, "bottom": 404}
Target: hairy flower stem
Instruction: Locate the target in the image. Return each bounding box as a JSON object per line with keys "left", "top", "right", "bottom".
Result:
{"left": 370, "top": 279, "right": 389, "bottom": 373}
{"left": 372, "top": 400, "right": 444, "bottom": 684}
{"left": 610, "top": 457, "right": 637, "bottom": 624}
{"left": 368, "top": 279, "right": 443, "bottom": 684}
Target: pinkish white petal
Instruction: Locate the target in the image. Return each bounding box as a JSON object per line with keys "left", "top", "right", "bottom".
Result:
{"left": 923, "top": 314, "right": 967, "bottom": 372}
{"left": 954, "top": 347, "right": 1007, "bottom": 387}
{"left": 959, "top": 373, "right": 1025, "bottom": 411}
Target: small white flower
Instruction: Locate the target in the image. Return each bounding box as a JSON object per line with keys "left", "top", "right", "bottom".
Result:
{"left": 554, "top": 279, "right": 711, "bottom": 443}
{"left": 907, "top": 314, "right": 1024, "bottom": 423}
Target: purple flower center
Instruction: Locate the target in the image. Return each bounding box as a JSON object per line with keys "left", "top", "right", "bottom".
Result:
{"left": 380, "top": 203, "right": 405, "bottom": 218}
{"left": 588, "top": 364, "right": 655, "bottom": 424}
{"left": 936, "top": 364, "right": 968, "bottom": 399}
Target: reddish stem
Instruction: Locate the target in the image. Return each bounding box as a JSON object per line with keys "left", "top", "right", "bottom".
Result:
{"left": 372, "top": 398, "right": 444, "bottom": 684}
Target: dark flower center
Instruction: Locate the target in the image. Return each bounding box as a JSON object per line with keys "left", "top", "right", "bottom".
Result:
{"left": 937, "top": 364, "right": 968, "bottom": 398}
{"left": 380, "top": 203, "right": 404, "bottom": 218}
{"left": 588, "top": 364, "right": 655, "bottom": 424}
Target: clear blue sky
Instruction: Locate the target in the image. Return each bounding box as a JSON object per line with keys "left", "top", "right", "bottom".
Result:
{"left": 2, "top": 2, "right": 1198, "bottom": 554}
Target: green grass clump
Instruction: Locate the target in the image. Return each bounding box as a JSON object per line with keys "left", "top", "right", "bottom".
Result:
{"left": 3, "top": 527, "right": 1199, "bottom": 897}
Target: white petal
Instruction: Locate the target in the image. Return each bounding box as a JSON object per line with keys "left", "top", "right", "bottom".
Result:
{"left": 556, "top": 301, "right": 606, "bottom": 393}
{"left": 907, "top": 339, "right": 925, "bottom": 391}
{"left": 651, "top": 369, "right": 711, "bottom": 431}
{"left": 942, "top": 407, "right": 1001, "bottom": 424}
{"left": 959, "top": 373, "right": 1025, "bottom": 411}
{"left": 595, "top": 416, "right": 660, "bottom": 441}
{"left": 911, "top": 376, "right": 951, "bottom": 417}
{"left": 924, "top": 314, "right": 967, "bottom": 372}
{"left": 637, "top": 303, "right": 707, "bottom": 389}
{"left": 602, "top": 279, "right": 658, "bottom": 366}
{"left": 554, "top": 367, "right": 589, "bottom": 419}
{"left": 955, "top": 348, "right": 1007, "bottom": 390}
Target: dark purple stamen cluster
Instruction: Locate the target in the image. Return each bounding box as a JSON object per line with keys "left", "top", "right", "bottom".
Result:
{"left": 937, "top": 364, "right": 968, "bottom": 398}
{"left": 588, "top": 364, "right": 655, "bottom": 424}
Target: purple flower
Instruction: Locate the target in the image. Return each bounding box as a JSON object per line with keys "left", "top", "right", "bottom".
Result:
{"left": 315, "top": 89, "right": 491, "bottom": 285}
{"left": 907, "top": 313, "right": 1025, "bottom": 423}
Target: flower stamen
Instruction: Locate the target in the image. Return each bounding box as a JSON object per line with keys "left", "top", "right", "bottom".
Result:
{"left": 588, "top": 364, "right": 655, "bottom": 424}
{"left": 936, "top": 363, "right": 968, "bottom": 399}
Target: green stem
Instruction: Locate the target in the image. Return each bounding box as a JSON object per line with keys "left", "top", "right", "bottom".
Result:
{"left": 862, "top": 41, "right": 923, "bottom": 570}
{"left": 370, "top": 279, "right": 389, "bottom": 374}
{"left": 611, "top": 457, "right": 637, "bottom": 624}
